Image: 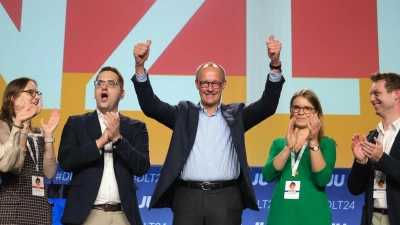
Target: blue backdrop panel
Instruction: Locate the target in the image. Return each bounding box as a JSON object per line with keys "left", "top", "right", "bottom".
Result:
{"left": 133, "top": 167, "right": 362, "bottom": 225}
{"left": 3, "top": 166, "right": 363, "bottom": 225}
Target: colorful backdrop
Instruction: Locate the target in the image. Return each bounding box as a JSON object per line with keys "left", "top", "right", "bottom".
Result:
{"left": 1, "top": 0, "right": 399, "bottom": 224}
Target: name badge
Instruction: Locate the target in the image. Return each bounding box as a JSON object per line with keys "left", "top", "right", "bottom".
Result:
{"left": 284, "top": 181, "right": 301, "bottom": 199}
{"left": 32, "top": 176, "right": 44, "bottom": 197}
{"left": 373, "top": 178, "right": 386, "bottom": 199}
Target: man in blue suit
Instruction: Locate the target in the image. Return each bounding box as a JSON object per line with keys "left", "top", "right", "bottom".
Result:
{"left": 58, "top": 66, "right": 150, "bottom": 225}
{"left": 132, "top": 36, "right": 284, "bottom": 225}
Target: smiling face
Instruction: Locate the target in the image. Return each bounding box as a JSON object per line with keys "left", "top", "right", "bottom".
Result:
{"left": 370, "top": 80, "right": 398, "bottom": 118}
{"left": 0, "top": 77, "right": 41, "bottom": 121}
{"left": 19, "top": 81, "right": 41, "bottom": 106}
{"left": 289, "top": 89, "right": 324, "bottom": 140}
{"left": 94, "top": 70, "right": 125, "bottom": 114}
{"left": 195, "top": 65, "right": 226, "bottom": 114}
{"left": 290, "top": 96, "right": 316, "bottom": 129}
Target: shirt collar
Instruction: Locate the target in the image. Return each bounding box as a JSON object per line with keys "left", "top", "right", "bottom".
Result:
{"left": 377, "top": 117, "right": 400, "bottom": 134}
{"left": 96, "top": 109, "right": 119, "bottom": 119}
{"left": 199, "top": 102, "right": 221, "bottom": 116}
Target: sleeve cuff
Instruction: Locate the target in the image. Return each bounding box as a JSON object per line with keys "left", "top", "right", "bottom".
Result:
{"left": 134, "top": 69, "right": 148, "bottom": 82}
{"left": 43, "top": 155, "right": 57, "bottom": 166}
{"left": 268, "top": 70, "right": 283, "bottom": 82}
{"left": 355, "top": 158, "right": 368, "bottom": 164}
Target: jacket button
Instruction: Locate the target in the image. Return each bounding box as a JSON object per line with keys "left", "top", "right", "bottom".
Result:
{"left": 97, "top": 179, "right": 101, "bottom": 182}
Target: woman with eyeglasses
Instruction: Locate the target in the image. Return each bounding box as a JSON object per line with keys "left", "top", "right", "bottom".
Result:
{"left": 0, "top": 77, "right": 60, "bottom": 224}
{"left": 0, "top": 97, "right": 39, "bottom": 173}
{"left": 262, "top": 89, "right": 336, "bottom": 225}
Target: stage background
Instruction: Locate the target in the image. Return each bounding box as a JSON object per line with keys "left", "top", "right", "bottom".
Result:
{"left": 47, "top": 166, "right": 361, "bottom": 225}
{"left": 0, "top": 0, "right": 399, "bottom": 224}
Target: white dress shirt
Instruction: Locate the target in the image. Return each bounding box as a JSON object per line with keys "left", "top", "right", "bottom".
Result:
{"left": 94, "top": 109, "right": 121, "bottom": 205}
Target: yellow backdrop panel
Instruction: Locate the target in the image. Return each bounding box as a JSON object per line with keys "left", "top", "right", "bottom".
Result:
{"left": 0, "top": 74, "right": 379, "bottom": 168}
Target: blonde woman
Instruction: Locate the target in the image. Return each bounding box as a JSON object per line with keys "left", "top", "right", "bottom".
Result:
{"left": 263, "top": 89, "right": 336, "bottom": 225}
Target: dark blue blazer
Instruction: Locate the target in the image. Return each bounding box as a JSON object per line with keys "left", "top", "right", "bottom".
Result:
{"left": 58, "top": 111, "right": 150, "bottom": 225}
{"left": 347, "top": 129, "right": 400, "bottom": 225}
{"left": 132, "top": 74, "right": 284, "bottom": 210}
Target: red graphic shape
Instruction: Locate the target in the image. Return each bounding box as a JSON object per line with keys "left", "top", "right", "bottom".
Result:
{"left": 0, "top": 0, "right": 22, "bottom": 31}
{"left": 150, "top": 0, "right": 246, "bottom": 76}
{"left": 292, "top": 0, "right": 379, "bottom": 78}
{"left": 63, "top": 0, "right": 156, "bottom": 73}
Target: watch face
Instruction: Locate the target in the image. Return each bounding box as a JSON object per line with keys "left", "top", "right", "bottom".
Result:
{"left": 312, "top": 146, "right": 319, "bottom": 151}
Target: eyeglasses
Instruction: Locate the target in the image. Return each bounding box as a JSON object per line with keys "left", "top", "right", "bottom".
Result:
{"left": 21, "top": 89, "right": 42, "bottom": 98}
{"left": 290, "top": 105, "right": 314, "bottom": 114}
{"left": 94, "top": 80, "right": 121, "bottom": 88}
{"left": 197, "top": 81, "right": 223, "bottom": 88}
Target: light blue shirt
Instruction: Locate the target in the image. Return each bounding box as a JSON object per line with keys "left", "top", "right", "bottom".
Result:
{"left": 135, "top": 70, "right": 282, "bottom": 181}
{"left": 181, "top": 104, "right": 240, "bottom": 181}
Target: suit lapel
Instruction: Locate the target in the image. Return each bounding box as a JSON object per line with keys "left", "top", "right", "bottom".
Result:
{"left": 119, "top": 113, "right": 128, "bottom": 135}
{"left": 87, "top": 110, "right": 102, "bottom": 140}
{"left": 221, "top": 104, "right": 234, "bottom": 126}
{"left": 390, "top": 130, "right": 400, "bottom": 156}
{"left": 114, "top": 114, "right": 128, "bottom": 161}
{"left": 221, "top": 104, "right": 236, "bottom": 141}
{"left": 369, "top": 129, "right": 400, "bottom": 157}
{"left": 188, "top": 104, "right": 200, "bottom": 155}
{"left": 367, "top": 130, "right": 378, "bottom": 144}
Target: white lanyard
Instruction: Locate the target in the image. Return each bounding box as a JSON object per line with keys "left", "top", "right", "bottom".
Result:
{"left": 26, "top": 131, "right": 40, "bottom": 171}
{"left": 290, "top": 142, "right": 308, "bottom": 180}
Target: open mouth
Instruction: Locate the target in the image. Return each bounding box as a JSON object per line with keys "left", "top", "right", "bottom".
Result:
{"left": 101, "top": 93, "right": 108, "bottom": 102}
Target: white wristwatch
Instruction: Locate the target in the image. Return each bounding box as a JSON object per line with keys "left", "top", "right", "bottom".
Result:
{"left": 310, "top": 146, "right": 320, "bottom": 151}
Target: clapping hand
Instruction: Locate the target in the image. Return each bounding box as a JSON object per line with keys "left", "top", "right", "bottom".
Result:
{"left": 40, "top": 108, "right": 60, "bottom": 138}
{"left": 360, "top": 136, "right": 383, "bottom": 163}
{"left": 351, "top": 134, "right": 367, "bottom": 163}
{"left": 14, "top": 97, "right": 41, "bottom": 126}
{"left": 307, "top": 113, "right": 321, "bottom": 142}
{"left": 286, "top": 118, "right": 298, "bottom": 149}
{"left": 103, "top": 112, "right": 121, "bottom": 143}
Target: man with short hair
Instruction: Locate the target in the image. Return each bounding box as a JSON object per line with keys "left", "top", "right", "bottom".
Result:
{"left": 132, "top": 35, "right": 284, "bottom": 225}
{"left": 347, "top": 72, "right": 400, "bottom": 225}
{"left": 58, "top": 66, "right": 150, "bottom": 225}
